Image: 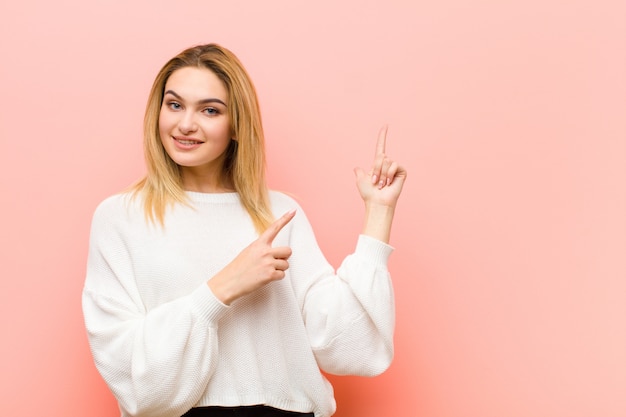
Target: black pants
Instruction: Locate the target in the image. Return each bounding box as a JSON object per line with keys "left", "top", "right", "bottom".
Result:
{"left": 181, "top": 405, "right": 314, "bottom": 417}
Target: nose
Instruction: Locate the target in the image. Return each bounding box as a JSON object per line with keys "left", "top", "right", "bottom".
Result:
{"left": 178, "top": 110, "right": 198, "bottom": 135}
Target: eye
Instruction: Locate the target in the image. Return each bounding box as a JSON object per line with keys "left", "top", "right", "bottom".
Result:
{"left": 166, "top": 101, "right": 182, "bottom": 110}
{"left": 202, "top": 107, "right": 219, "bottom": 116}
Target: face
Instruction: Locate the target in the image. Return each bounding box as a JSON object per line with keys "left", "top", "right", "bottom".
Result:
{"left": 159, "top": 66, "right": 233, "bottom": 188}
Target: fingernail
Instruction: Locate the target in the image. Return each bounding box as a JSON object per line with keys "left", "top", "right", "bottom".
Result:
{"left": 371, "top": 174, "right": 378, "bottom": 184}
{"left": 378, "top": 180, "right": 384, "bottom": 188}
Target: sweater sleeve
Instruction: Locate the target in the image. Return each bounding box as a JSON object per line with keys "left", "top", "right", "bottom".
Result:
{"left": 82, "top": 200, "right": 229, "bottom": 417}
{"left": 286, "top": 203, "right": 395, "bottom": 377}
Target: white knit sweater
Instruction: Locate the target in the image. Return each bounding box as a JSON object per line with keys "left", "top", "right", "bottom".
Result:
{"left": 82, "top": 191, "right": 395, "bottom": 417}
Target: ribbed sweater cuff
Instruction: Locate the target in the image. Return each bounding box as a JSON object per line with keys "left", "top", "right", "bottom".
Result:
{"left": 190, "top": 283, "right": 230, "bottom": 325}
{"left": 355, "top": 234, "right": 394, "bottom": 265}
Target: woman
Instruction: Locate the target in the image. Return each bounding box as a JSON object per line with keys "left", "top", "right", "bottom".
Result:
{"left": 83, "top": 43, "right": 406, "bottom": 417}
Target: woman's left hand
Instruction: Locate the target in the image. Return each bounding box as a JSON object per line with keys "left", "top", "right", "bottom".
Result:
{"left": 354, "top": 126, "right": 407, "bottom": 209}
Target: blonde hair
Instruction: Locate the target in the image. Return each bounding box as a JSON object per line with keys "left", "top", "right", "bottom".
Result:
{"left": 130, "top": 43, "right": 273, "bottom": 234}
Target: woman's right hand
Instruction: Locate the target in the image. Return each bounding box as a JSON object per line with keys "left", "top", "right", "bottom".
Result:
{"left": 207, "top": 210, "right": 296, "bottom": 305}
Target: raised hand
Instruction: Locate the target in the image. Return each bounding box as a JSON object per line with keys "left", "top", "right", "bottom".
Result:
{"left": 354, "top": 126, "right": 407, "bottom": 209}
{"left": 208, "top": 210, "right": 296, "bottom": 305}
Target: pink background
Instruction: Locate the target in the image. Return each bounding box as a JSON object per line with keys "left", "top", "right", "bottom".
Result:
{"left": 1, "top": 0, "right": 625, "bottom": 416}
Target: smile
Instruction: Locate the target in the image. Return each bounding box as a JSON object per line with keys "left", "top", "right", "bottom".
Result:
{"left": 173, "top": 136, "right": 204, "bottom": 144}
{"left": 177, "top": 139, "right": 202, "bottom": 145}
{"left": 172, "top": 136, "right": 204, "bottom": 150}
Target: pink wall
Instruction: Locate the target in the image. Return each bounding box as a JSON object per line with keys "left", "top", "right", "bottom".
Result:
{"left": 1, "top": 0, "right": 625, "bottom": 416}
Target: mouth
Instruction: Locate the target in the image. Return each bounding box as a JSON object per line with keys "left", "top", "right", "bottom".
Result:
{"left": 173, "top": 136, "right": 203, "bottom": 146}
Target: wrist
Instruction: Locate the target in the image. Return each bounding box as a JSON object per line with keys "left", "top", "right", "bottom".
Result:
{"left": 361, "top": 202, "right": 396, "bottom": 244}
{"left": 364, "top": 200, "right": 397, "bottom": 212}
{"left": 207, "top": 274, "right": 236, "bottom": 306}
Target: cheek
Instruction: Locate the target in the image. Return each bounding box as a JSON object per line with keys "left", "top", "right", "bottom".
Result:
{"left": 202, "top": 119, "right": 231, "bottom": 139}
{"left": 218, "top": 118, "right": 233, "bottom": 138}
{"left": 218, "top": 123, "right": 232, "bottom": 138}
{"left": 158, "top": 110, "right": 170, "bottom": 140}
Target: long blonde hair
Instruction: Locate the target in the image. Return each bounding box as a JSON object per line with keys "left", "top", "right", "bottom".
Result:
{"left": 130, "top": 43, "right": 273, "bottom": 234}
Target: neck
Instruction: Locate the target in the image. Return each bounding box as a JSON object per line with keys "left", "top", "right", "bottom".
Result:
{"left": 181, "top": 167, "right": 234, "bottom": 193}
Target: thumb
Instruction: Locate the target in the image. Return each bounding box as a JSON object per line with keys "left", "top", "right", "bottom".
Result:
{"left": 354, "top": 167, "right": 368, "bottom": 181}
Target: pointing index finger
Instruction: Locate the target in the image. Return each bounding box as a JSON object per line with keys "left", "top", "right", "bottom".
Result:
{"left": 376, "top": 125, "right": 388, "bottom": 156}
{"left": 261, "top": 209, "right": 296, "bottom": 244}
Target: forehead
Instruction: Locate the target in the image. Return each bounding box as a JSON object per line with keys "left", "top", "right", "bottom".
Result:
{"left": 165, "top": 66, "right": 228, "bottom": 102}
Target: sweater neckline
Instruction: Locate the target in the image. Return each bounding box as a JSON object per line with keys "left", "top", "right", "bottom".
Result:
{"left": 185, "top": 191, "right": 240, "bottom": 204}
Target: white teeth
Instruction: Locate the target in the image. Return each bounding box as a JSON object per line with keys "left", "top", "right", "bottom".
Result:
{"left": 177, "top": 139, "right": 199, "bottom": 145}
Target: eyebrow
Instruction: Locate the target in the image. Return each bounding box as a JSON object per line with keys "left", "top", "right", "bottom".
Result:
{"left": 164, "top": 90, "right": 227, "bottom": 107}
